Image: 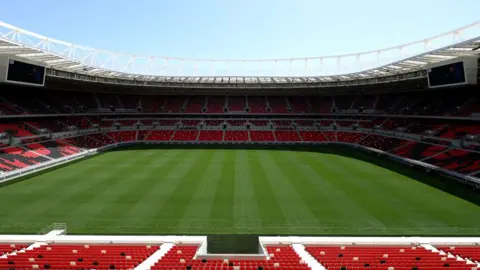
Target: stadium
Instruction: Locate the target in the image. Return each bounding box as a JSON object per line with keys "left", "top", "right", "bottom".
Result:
{"left": 0, "top": 12, "right": 480, "bottom": 270}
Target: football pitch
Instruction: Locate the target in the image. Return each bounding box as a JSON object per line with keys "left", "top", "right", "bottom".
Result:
{"left": 1, "top": 145, "right": 479, "bottom": 236}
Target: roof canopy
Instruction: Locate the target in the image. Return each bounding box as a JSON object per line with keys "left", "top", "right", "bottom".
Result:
{"left": 0, "top": 21, "right": 479, "bottom": 84}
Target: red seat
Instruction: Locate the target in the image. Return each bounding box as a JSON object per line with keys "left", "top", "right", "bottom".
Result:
{"left": 299, "top": 131, "right": 327, "bottom": 142}
{"left": 151, "top": 245, "right": 309, "bottom": 270}
{"left": 0, "top": 244, "right": 159, "bottom": 270}
{"left": 275, "top": 130, "right": 301, "bottom": 142}
{"left": 107, "top": 131, "right": 137, "bottom": 142}
{"left": 206, "top": 96, "right": 225, "bottom": 113}
{"left": 143, "top": 130, "right": 175, "bottom": 141}
{"left": 198, "top": 130, "right": 223, "bottom": 141}
{"left": 306, "top": 245, "right": 471, "bottom": 270}
{"left": 224, "top": 131, "right": 249, "bottom": 141}
{"left": 172, "top": 130, "right": 198, "bottom": 141}
{"left": 250, "top": 131, "right": 275, "bottom": 142}
{"left": 437, "top": 246, "right": 480, "bottom": 263}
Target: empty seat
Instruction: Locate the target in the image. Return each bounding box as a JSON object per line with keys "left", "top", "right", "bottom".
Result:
{"left": 151, "top": 245, "right": 309, "bottom": 270}
{"left": 0, "top": 244, "right": 159, "bottom": 270}
{"left": 306, "top": 245, "right": 471, "bottom": 270}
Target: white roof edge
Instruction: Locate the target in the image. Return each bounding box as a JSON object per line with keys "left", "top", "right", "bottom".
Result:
{"left": 0, "top": 20, "right": 479, "bottom": 82}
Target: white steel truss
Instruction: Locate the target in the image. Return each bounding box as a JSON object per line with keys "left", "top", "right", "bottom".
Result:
{"left": 0, "top": 21, "right": 479, "bottom": 85}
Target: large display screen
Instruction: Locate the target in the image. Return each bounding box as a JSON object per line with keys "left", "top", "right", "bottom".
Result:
{"left": 427, "top": 61, "right": 466, "bottom": 88}
{"left": 6, "top": 59, "right": 45, "bottom": 86}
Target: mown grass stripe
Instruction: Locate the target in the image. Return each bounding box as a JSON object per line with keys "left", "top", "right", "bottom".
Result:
{"left": 148, "top": 150, "right": 215, "bottom": 233}
{"left": 260, "top": 151, "right": 320, "bottom": 227}
{"left": 175, "top": 150, "right": 227, "bottom": 232}
{"left": 247, "top": 150, "right": 290, "bottom": 232}
{"left": 209, "top": 150, "right": 236, "bottom": 233}
{"left": 233, "top": 150, "right": 262, "bottom": 231}
{"left": 70, "top": 150, "right": 186, "bottom": 233}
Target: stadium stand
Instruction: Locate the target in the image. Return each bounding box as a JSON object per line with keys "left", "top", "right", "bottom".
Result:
{"left": 423, "top": 149, "right": 480, "bottom": 174}
{"left": 0, "top": 123, "right": 35, "bottom": 137}
{"left": 172, "top": 130, "right": 198, "bottom": 141}
{"left": 206, "top": 96, "right": 225, "bottom": 113}
{"left": 437, "top": 246, "right": 480, "bottom": 263}
{"left": 0, "top": 244, "right": 159, "bottom": 270}
{"left": 0, "top": 244, "right": 29, "bottom": 255}
{"left": 228, "top": 96, "right": 246, "bottom": 112}
{"left": 205, "top": 119, "right": 224, "bottom": 126}
{"left": 0, "top": 147, "right": 51, "bottom": 172}
{"left": 107, "top": 131, "right": 137, "bottom": 142}
{"left": 150, "top": 245, "right": 310, "bottom": 270}
{"left": 288, "top": 96, "right": 310, "bottom": 113}
{"left": 248, "top": 96, "right": 267, "bottom": 113}
{"left": 305, "top": 245, "right": 473, "bottom": 269}
{"left": 274, "top": 130, "right": 302, "bottom": 141}
{"left": 268, "top": 96, "right": 289, "bottom": 113}
{"left": 250, "top": 131, "right": 276, "bottom": 142}
{"left": 25, "top": 140, "right": 82, "bottom": 159}
{"left": 164, "top": 96, "right": 186, "bottom": 113}
{"left": 198, "top": 130, "right": 224, "bottom": 141}
{"left": 0, "top": 83, "right": 479, "bottom": 183}
{"left": 143, "top": 130, "right": 175, "bottom": 141}
{"left": 62, "top": 135, "right": 107, "bottom": 149}
{"left": 298, "top": 131, "right": 328, "bottom": 142}
{"left": 227, "top": 120, "right": 246, "bottom": 126}
{"left": 310, "top": 96, "right": 333, "bottom": 113}
{"left": 224, "top": 130, "right": 249, "bottom": 141}
{"left": 250, "top": 120, "right": 269, "bottom": 127}
{"left": 184, "top": 96, "right": 205, "bottom": 113}
{"left": 1, "top": 20, "right": 480, "bottom": 269}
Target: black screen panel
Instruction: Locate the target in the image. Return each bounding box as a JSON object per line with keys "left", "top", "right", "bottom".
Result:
{"left": 428, "top": 61, "right": 466, "bottom": 87}
{"left": 207, "top": 235, "right": 259, "bottom": 254}
{"left": 7, "top": 59, "right": 45, "bottom": 85}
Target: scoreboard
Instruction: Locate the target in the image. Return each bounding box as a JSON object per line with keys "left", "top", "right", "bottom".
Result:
{"left": 427, "top": 57, "right": 478, "bottom": 88}
{"left": 0, "top": 55, "right": 46, "bottom": 87}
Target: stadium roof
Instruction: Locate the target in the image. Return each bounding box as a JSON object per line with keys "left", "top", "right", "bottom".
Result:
{"left": 0, "top": 21, "right": 480, "bottom": 85}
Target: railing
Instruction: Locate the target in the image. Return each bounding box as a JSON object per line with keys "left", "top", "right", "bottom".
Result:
{"left": 37, "top": 223, "right": 67, "bottom": 235}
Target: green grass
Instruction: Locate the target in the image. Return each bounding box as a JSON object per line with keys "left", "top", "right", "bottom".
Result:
{"left": 1, "top": 145, "right": 479, "bottom": 236}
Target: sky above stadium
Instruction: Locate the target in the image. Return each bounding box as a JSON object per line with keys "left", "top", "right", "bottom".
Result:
{"left": 1, "top": 0, "right": 479, "bottom": 61}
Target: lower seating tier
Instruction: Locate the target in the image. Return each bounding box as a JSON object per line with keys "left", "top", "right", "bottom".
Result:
{"left": 25, "top": 140, "right": 82, "bottom": 159}
{"left": 151, "top": 245, "right": 310, "bottom": 270}
{"left": 437, "top": 246, "right": 480, "bottom": 263}
{"left": 198, "top": 130, "right": 224, "bottom": 141}
{"left": 299, "top": 131, "right": 328, "bottom": 142}
{"left": 63, "top": 135, "right": 107, "bottom": 149}
{"left": 423, "top": 149, "right": 480, "bottom": 174}
{"left": 306, "top": 245, "right": 472, "bottom": 270}
{"left": 250, "top": 131, "right": 275, "bottom": 142}
{"left": 143, "top": 130, "right": 175, "bottom": 141}
{"left": 224, "top": 131, "right": 249, "bottom": 141}
{"left": 0, "top": 244, "right": 29, "bottom": 256}
{"left": 172, "top": 130, "right": 199, "bottom": 141}
{"left": 2, "top": 129, "right": 480, "bottom": 178}
{"left": 0, "top": 244, "right": 159, "bottom": 270}
{"left": 275, "top": 130, "right": 302, "bottom": 141}
{"left": 108, "top": 131, "right": 137, "bottom": 142}
{"left": 0, "top": 147, "right": 51, "bottom": 172}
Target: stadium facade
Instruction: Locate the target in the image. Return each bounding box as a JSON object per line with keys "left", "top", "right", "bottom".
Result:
{"left": 0, "top": 21, "right": 480, "bottom": 270}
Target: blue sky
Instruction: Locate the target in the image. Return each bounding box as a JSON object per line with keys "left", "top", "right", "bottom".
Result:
{"left": 0, "top": 0, "right": 479, "bottom": 76}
